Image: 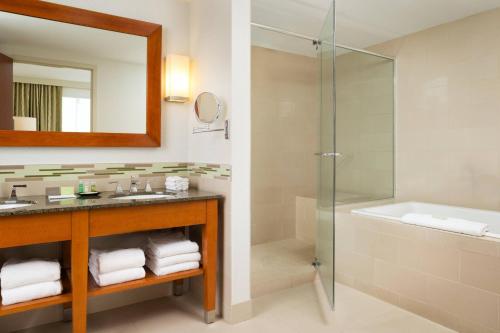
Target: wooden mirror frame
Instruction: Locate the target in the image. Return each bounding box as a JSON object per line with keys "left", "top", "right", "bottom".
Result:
{"left": 0, "top": 0, "right": 162, "bottom": 147}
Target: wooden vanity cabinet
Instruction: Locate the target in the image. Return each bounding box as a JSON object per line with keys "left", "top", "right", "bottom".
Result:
{"left": 0, "top": 198, "right": 219, "bottom": 333}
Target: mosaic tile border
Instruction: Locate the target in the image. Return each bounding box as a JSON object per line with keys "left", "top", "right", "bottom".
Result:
{"left": 0, "top": 162, "right": 231, "bottom": 183}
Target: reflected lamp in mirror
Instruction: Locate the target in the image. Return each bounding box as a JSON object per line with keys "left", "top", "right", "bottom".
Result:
{"left": 165, "top": 54, "right": 190, "bottom": 103}
{"left": 13, "top": 117, "right": 37, "bottom": 131}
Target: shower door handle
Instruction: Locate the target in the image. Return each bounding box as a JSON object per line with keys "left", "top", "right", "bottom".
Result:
{"left": 315, "top": 152, "right": 341, "bottom": 158}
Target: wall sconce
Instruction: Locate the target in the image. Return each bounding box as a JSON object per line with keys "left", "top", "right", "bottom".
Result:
{"left": 165, "top": 54, "right": 190, "bottom": 103}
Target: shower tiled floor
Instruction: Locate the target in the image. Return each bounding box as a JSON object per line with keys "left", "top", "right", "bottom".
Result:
{"left": 251, "top": 238, "right": 316, "bottom": 298}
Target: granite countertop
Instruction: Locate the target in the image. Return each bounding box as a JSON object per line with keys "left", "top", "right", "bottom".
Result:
{"left": 0, "top": 189, "right": 223, "bottom": 217}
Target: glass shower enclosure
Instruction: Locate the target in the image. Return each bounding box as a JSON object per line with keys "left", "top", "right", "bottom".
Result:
{"left": 315, "top": 2, "right": 336, "bottom": 307}
{"left": 315, "top": 2, "right": 395, "bottom": 308}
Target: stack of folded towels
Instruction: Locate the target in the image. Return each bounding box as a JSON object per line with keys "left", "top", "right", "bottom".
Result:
{"left": 165, "top": 176, "right": 189, "bottom": 191}
{"left": 89, "top": 248, "right": 146, "bottom": 287}
{"left": 146, "top": 232, "right": 201, "bottom": 276}
{"left": 0, "top": 258, "right": 62, "bottom": 305}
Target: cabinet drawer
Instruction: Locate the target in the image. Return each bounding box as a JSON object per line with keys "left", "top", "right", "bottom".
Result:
{"left": 0, "top": 213, "right": 71, "bottom": 248}
{"left": 89, "top": 201, "right": 207, "bottom": 237}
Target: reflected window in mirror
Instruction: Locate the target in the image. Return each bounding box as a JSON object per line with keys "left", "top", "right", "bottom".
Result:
{"left": 12, "top": 62, "right": 93, "bottom": 132}
{"left": 62, "top": 89, "right": 91, "bottom": 133}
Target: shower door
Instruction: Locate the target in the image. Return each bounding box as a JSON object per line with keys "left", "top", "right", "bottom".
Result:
{"left": 315, "top": 2, "right": 336, "bottom": 308}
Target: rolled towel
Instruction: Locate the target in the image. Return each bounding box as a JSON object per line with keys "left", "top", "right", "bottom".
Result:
{"left": 89, "top": 265, "right": 145, "bottom": 287}
{"left": 146, "top": 252, "right": 201, "bottom": 267}
{"left": 0, "top": 259, "right": 60, "bottom": 290}
{"left": 401, "top": 213, "right": 433, "bottom": 225}
{"left": 147, "top": 236, "right": 199, "bottom": 258}
{"left": 445, "top": 217, "right": 488, "bottom": 237}
{"left": 401, "top": 213, "right": 487, "bottom": 237}
{"left": 147, "top": 261, "right": 199, "bottom": 277}
{"left": 89, "top": 248, "right": 145, "bottom": 274}
{"left": 1, "top": 280, "right": 62, "bottom": 306}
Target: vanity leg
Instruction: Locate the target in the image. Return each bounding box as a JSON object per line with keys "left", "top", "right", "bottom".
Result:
{"left": 202, "top": 199, "right": 218, "bottom": 324}
{"left": 71, "top": 211, "right": 89, "bottom": 333}
{"left": 62, "top": 242, "right": 72, "bottom": 322}
{"left": 173, "top": 279, "right": 184, "bottom": 296}
{"left": 63, "top": 304, "right": 72, "bottom": 322}
{"left": 204, "top": 310, "right": 216, "bottom": 324}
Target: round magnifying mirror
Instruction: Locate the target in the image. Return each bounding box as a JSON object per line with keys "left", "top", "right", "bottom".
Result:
{"left": 194, "top": 92, "right": 223, "bottom": 124}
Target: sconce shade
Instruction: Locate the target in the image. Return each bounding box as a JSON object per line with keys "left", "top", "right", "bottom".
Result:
{"left": 165, "top": 54, "right": 190, "bottom": 103}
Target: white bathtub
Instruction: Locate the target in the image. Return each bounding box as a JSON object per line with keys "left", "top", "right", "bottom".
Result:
{"left": 351, "top": 201, "right": 500, "bottom": 239}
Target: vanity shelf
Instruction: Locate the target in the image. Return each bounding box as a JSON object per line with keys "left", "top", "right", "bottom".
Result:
{"left": 87, "top": 268, "right": 204, "bottom": 297}
{"left": 0, "top": 272, "right": 72, "bottom": 317}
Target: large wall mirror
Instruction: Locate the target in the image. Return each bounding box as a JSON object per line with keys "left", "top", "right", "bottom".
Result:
{"left": 0, "top": 0, "right": 161, "bottom": 147}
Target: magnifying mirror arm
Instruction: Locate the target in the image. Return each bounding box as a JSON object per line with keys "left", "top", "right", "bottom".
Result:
{"left": 192, "top": 120, "right": 230, "bottom": 139}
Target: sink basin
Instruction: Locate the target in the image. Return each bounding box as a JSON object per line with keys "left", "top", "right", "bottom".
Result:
{"left": 0, "top": 201, "right": 35, "bottom": 210}
{"left": 111, "top": 194, "right": 175, "bottom": 201}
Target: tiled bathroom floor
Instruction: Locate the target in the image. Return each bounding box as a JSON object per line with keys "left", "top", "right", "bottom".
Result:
{"left": 251, "top": 238, "right": 316, "bottom": 297}
{"left": 17, "top": 282, "right": 455, "bottom": 333}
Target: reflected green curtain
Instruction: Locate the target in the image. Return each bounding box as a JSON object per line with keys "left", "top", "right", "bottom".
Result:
{"left": 13, "top": 82, "right": 62, "bottom": 131}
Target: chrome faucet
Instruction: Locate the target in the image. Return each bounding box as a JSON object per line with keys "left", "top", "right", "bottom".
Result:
{"left": 109, "top": 181, "right": 124, "bottom": 194}
{"left": 9, "top": 184, "right": 27, "bottom": 201}
{"left": 129, "top": 176, "right": 140, "bottom": 193}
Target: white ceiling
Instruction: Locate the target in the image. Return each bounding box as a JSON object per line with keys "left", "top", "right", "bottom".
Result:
{"left": 252, "top": 0, "right": 500, "bottom": 55}
{"left": 14, "top": 63, "right": 91, "bottom": 83}
{"left": 0, "top": 11, "right": 146, "bottom": 65}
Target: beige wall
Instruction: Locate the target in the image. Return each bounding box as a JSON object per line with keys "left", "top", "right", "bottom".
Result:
{"left": 371, "top": 8, "right": 500, "bottom": 210}
{"left": 335, "top": 49, "right": 394, "bottom": 200}
{"left": 251, "top": 46, "right": 319, "bottom": 245}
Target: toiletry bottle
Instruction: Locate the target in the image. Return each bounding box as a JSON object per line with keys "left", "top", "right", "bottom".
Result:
{"left": 84, "top": 181, "right": 90, "bottom": 193}
{"left": 145, "top": 180, "right": 152, "bottom": 192}
{"left": 90, "top": 181, "right": 97, "bottom": 192}
{"left": 78, "top": 181, "right": 84, "bottom": 194}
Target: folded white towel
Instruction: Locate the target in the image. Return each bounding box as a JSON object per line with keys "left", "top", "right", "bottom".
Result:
{"left": 165, "top": 177, "right": 189, "bottom": 191}
{"left": 166, "top": 176, "right": 188, "bottom": 183}
{"left": 89, "top": 248, "right": 145, "bottom": 274}
{"left": 401, "top": 213, "right": 487, "bottom": 237}
{"left": 146, "top": 252, "right": 201, "bottom": 267}
{"left": 166, "top": 186, "right": 188, "bottom": 191}
{"left": 147, "top": 261, "right": 199, "bottom": 277}
{"left": 1, "top": 280, "right": 62, "bottom": 306}
{"left": 89, "top": 264, "right": 145, "bottom": 287}
{"left": 48, "top": 194, "right": 77, "bottom": 201}
{"left": 0, "top": 259, "right": 60, "bottom": 290}
{"left": 147, "top": 235, "right": 199, "bottom": 258}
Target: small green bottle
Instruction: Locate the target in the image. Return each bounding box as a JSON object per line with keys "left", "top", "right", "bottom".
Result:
{"left": 78, "top": 181, "right": 84, "bottom": 193}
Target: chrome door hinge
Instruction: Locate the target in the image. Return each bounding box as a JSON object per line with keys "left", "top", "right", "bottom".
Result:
{"left": 312, "top": 258, "right": 321, "bottom": 268}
